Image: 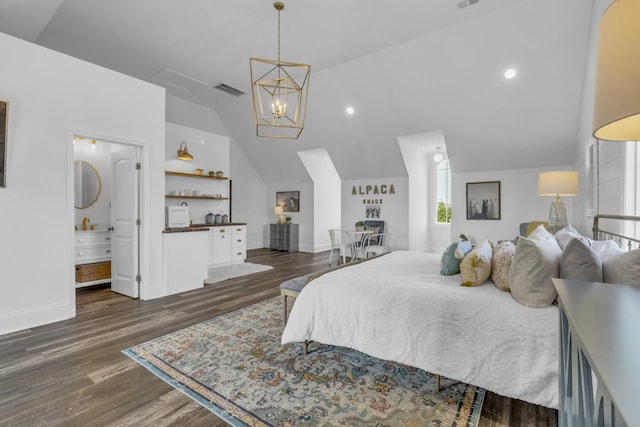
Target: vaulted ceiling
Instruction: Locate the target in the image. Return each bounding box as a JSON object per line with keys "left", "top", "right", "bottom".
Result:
{"left": 0, "top": 0, "right": 594, "bottom": 182}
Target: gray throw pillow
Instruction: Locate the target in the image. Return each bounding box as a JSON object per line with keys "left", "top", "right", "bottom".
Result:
{"left": 603, "top": 249, "right": 640, "bottom": 287}
{"left": 509, "top": 226, "right": 561, "bottom": 308}
{"left": 560, "top": 237, "right": 602, "bottom": 282}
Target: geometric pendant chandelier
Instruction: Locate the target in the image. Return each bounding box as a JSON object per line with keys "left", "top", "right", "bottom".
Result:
{"left": 250, "top": 2, "right": 311, "bottom": 139}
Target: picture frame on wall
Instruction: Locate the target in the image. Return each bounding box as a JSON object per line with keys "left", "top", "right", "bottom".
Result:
{"left": 0, "top": 98, "right": 7, "bottom": 188}
{"left": 276, "top": 190, "right": 300, "bottom": 212}
{"left": 466, "top": 181, "right": 500, "bottom": 220}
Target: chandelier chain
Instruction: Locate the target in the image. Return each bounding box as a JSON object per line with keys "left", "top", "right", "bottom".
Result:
{"left": 277, "top": 6, "right": 281, "bottom": 62}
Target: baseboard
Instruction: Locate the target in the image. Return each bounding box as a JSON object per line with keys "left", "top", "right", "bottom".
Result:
{"left": 0, "top": 301, "right": 71, "bottom": 335}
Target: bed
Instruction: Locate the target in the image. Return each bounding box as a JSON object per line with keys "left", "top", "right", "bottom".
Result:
{"left": 281, "top": 215, "right": 640, "bottom": 410}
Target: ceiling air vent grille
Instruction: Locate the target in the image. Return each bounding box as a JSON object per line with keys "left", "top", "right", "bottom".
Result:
{"left": 457, "top": 0, "right": 479, "bottom": 9}
{"left": 214, "top": 83, "right": 246, "bottom": 97}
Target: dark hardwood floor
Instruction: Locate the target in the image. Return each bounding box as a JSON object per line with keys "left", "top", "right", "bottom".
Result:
{"left": 0, "top": 249, "right": 557, "bottom": 426}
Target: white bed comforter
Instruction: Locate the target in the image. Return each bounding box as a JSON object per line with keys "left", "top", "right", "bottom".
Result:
{"left": 282, "top": 251, "right": 559, "bottom": 409}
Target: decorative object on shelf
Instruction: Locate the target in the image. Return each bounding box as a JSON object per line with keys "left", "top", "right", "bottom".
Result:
{"left": 433, "top": 146, "right": 444, "bottom": 162}
{"left": 216, "top": 170, "right": 224, "bottom": 177}
{"left": 250, "top": 2, "right": 310, "bottom": 139}
{"left": 195, "top": 168, "right": 203, "bottom": 175}
{"left": 177, "top": 141, "right": 194, "bottom": 161}
{"left": 208, "top": 170, "right": 215, "bottom": 176}
{"left": 466, "top": 181, "right": 501, "bottom": 220}
{"left": 0, "top": 98, "right": 7, "bottom": 188}
{"left": 592, "top": 0, "right": 640, "bottom": 141}
{"left": 276, "top": 190, "right": 300, "bottom": 212}
{"left": 284, "top": 215, "right": 292, "bottom": 224}
{"left": 206, "top": 212, "right": 215, "bottom": 224}
{"left": 274, "top": 205, "right": 284, "bottom": 224}
{"left": 355, "top": 221, "right": 364, "bottom": 231}
{"left": 222, "top": 214, "right": 229, "bottom": 223}
{"left": 537, "top": 171, "right": 578, "bottom": 233}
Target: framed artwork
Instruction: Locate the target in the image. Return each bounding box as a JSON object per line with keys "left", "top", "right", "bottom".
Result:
{"left": 0, "top": 98, "right": 7, "bottom": 188}
{"left": 466, "top": 181, "right": 500, "bottom": 220}
{"left": 365, "top": 205, "right": 381, "bottom": 219}
{"left": 276, "top": 190, "right": 300, "bottom": 212}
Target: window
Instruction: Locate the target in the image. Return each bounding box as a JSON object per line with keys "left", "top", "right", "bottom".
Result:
{"left": 436, "top": 159, "right": 451, "bottom": 223}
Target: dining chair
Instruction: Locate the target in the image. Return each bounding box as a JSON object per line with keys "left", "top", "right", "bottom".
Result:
{"left": 328, "top": 229, "right": 350, "bottom": 266}
{"left": 364, "top": 232, "right": 392, "bottom": 258}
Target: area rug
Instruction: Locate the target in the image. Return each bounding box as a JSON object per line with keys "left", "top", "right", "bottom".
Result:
{"left": 204, "top": 262, "right": 273, "bottom": 284}
{"left": 123, "top": 298, "right": 485, "bottom": 426}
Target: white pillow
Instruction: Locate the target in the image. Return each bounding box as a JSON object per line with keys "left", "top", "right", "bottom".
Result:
{"left": 555, "top": 225, "right": 581, "bottom": 249}
{"left": 460, "top": 239, "right": 492, "bottom": 287}
{"left": 509, "top": 225, "right": 562, "bottom": 307}
{"left": 602, "top": 249, "right": 640, "bottom": 287}
{"left": 589, "top": 239, "right": 624, "bottom": 262}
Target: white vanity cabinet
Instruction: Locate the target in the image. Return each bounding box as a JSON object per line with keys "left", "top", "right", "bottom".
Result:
{"left": 74, "top": 231, "right": 111, "bottom": 287}
{"left": 208, "top": 224, "right": 246, "bottom": 267}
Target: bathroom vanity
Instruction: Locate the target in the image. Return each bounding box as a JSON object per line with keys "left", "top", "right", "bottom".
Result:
{"left": 74, "top": 230, "right": 111, "bottom": 287}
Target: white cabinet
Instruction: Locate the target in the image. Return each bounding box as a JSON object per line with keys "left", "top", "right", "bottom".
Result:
{"left": 75, "top": 231, "right": 111, "bottom": 287}
{"left": 208, "top": 224, "right": 246, "bottom": 267}
{"left": 211, "top": 226, "right": 232, "bottom": 266}
{"left": 163, "top": 230, "right": 208, "bottom": 295}
{"left": 232, "top": 225, "right": 247, "bottom": 261}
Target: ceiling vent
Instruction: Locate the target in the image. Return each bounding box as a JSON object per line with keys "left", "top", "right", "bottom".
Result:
{"left": 457, "top": 0, "right": 479, "bottom": 9}
{"left": 214, "top": 83, "right": 246, "bottom": 97}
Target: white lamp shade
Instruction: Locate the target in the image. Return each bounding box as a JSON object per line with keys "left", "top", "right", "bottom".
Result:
{"left": 593, "top": 0, "right": 640, "bottom": 141}
{"left": 538, "top": 171, "right": 578, "bottom": 196}
{"left": 274, "top": 206, "right": 284, "bottom": 215}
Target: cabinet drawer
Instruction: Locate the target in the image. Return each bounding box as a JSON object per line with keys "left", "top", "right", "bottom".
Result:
{"left": 75, "top": 232, "right": 111, "bottom": 248}
{"left": 75, "top": 246, "right": 111, "bottom": 263}
{"left": 210, "top": 226, "right": 232, "bottom": 237}
{"left": 232, "top": 248, "right": 246, "bottom": 260}
{"left": 232, "top": 225, "right": 246, "bottom": 234}
{"left": 232, "top": 234, "right": 246, "bottom": 247}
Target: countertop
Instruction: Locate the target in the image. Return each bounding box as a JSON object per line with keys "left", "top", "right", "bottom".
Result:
{"left": 163, "top": 222, "right": 247, "bottom": 233}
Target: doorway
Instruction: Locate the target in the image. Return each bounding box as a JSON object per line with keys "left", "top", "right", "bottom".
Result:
{"left": 72, "top": 134, "right": 142, "bottom": 303}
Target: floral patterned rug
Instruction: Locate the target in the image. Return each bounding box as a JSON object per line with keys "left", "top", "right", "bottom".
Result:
{"left": 123, "top": 297, "right": 485, "bottom": 426}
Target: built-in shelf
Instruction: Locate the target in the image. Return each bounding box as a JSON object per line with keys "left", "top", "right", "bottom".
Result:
{"left": 165, "top": 195, "right": 229, "bottom": 200}
{"left": 165, "top": 170, "right": 228, "bottom": 180}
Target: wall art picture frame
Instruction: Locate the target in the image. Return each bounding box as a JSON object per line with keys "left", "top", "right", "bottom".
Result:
{"left": 466, "top": 181, "right": 501, "bottom": 220}
{"left": 0, "top": 98, "right": 7, "bottom": 188}
{"left": 276, "top": 190, "right": 300, "bottom": 212}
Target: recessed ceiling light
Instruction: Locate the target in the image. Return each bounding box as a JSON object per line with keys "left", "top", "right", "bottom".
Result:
{"left": 504, "top": 68, "right": 517, "bottom": 79}
{"left": 345, "top": 106, "right": 354, "bottom": 115}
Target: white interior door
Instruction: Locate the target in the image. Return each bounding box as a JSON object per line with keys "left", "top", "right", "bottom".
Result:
{"left": 110, "top": 147, "right": 139, "bottom": 298}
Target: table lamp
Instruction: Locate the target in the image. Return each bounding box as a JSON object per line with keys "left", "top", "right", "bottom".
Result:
{"left": 538, "top": 171, "right": 578, "bottom": 233}
{"left": 274, "top": 205, "right": 284, "bottom": 224}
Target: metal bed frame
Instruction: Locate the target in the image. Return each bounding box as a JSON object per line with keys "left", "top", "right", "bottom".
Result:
{"left": 592, "top": 214, "right": 640, "bottom": 250}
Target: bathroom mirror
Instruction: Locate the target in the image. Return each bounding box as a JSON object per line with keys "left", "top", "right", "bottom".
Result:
{"left": 74, "top": 160, "right": 101, "bottom": 209}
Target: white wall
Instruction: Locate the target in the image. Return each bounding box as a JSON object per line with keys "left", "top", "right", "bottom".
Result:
{"left": 298, "top": 149, "right": 341, "bottom": 253}
{"left": 164, "top": 122, "right": 230, "bottom": 225}
{"left": 451, "top": 166, "right": 579, "bottom": 244}
{"left": 342, "top": 177, "right": 409, "bottom": 250}
{"left": 0, "top": 32, "right": 165, "bottom": 334}
{"left": 165, "top": 95, "right": 265, "bottom": 250}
